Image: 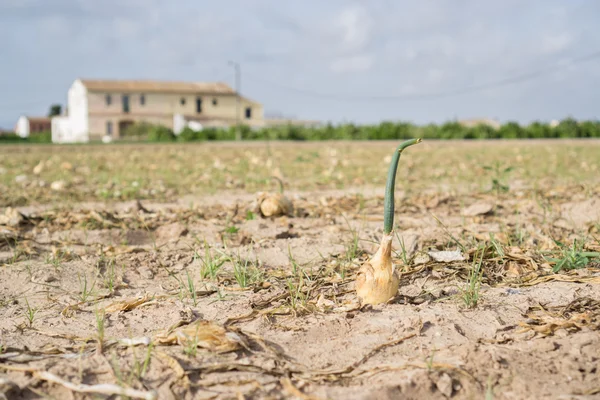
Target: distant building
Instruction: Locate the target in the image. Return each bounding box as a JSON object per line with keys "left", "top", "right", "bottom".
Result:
{"left": 14, "top": 116, "right": 51, "bottom": 138}
{"left": 51, "top": 78, "right": 265, "bottom": 143}
{"left": 457, "top": 118, "right": 501, "bottom": 130}
{"left": 262, "top": 118, "right": 323, "bottom": 128}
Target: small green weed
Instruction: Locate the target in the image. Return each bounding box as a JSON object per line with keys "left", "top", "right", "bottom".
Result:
{"left": 24, "top": 297, "right": 37, "bottom": 327}
{"left": 231, "top": 254, "right": 263, "bottom": 288}
{"left": 545, "top": 239, "right": 600, "bottom": 273}
{"left": 195, "top": 241, "right": 225, "bottom": 281}
{"left": 185, "top": 270, "right": 198, "bottom": 306}
{"left": 461, "top": 248, "right": 484, "bottom": 308}
{"left": 342, "top": 214, "right": 360, "bottom": 261}
{"left": 95, "top": 307, "right": 105, "bottom": 354}
{"left": 483, "top": 161, "right": 513, "bottom": 195}
{"left": 78, "top": 272, "right": 96, "bottom": 302}
{"left": 394, "top": 231, "right": 411, "bottom": 267}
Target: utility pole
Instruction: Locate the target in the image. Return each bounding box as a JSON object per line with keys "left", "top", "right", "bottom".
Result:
{"left": 228, "top": 60, "right": 241, "bottom": 141}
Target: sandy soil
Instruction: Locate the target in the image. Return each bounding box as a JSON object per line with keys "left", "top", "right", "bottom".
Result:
{"left": 1, "top": 174, "right": 599, "bottom": 400}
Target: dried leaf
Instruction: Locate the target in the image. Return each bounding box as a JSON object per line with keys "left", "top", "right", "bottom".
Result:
{"left": 462, "top": 202, "right": 494, "bottom": 217}
{"left": 280, "top": 378, "right": 322, "bottom": 400}
{"left": 428, "top": 250, "right": 466, "bottom": 263}
{"left": 34, "top": 371, "right": 157, "bottom": 400}
{"left": 504, "top": 261, "right": 524, "bottom": 276}
{"left": 505, "top": 247, "right": 538, "bottom": 271}
{"left": 105, "top": 294, "right": 153, "bottom": 313}
{"left": 154, "top": 319, "right": 243, "bottom": 353}
{"left": 517, "top": 297, "right": 600, "bottom": 337}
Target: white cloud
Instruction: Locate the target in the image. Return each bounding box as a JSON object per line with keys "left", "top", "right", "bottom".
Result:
{"left": 329, "top": 54, "right": 373, "bottom": 73}
{"left": 38, "top": 14, "right": 72, "bottom": 37}
{"left": 540, "top": 32, "right": 573, "bottom": 55}
{"left": 1, "top": 0, "right": 600, "bottom": 127}
{"left": 426, "top": 69, "right": 445, "bottom": 84}
{"left": 334, "top": 5, "right": 372, "bottom": 53}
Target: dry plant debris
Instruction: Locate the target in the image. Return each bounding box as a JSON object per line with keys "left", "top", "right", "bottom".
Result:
{"left": 154, "top": 319, "right": 245, "bottom": 353}
{"left": 517, "top": 297, "right": 600, "bottom": 336}
{"left": 1, "top": 140, "right": 600, "bottom": 399}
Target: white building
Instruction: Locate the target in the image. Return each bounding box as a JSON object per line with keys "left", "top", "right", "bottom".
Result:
{"left": 50, "top": 78, "right": 319, "bottom": 143}
{"left": 50, "top": 78, "right": 264, "bottom": 143}
{"left": 14, "top": 116, "right": 51, "bottom": 138}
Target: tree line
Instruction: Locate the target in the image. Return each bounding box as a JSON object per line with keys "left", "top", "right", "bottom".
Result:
{"left": 1, "top": 117, "right": 599, "bottom": 143}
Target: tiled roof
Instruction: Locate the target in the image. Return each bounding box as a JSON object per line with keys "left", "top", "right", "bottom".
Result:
{"left": 80, "top": 79, "right": 236, "bottom": 94}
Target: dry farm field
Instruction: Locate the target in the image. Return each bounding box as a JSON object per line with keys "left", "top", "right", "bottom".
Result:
{"left": 1, "top": 139, "right": 599, "bottom": 400}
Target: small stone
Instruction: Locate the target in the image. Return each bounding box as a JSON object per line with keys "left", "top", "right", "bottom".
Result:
{"left": 0, "top": 207, "right": 24, "bottom": 227}
{"left": 61, "top": 161, "right": 73, "bottom": 171}
{"left": 155, "top": 222, "right": 188, "bottom": 243}
{"left": 0, "top": 376, "right": 20, "bottom": 399}
{"left": 33, "top": 161, "right": 44, "bottom": 175}
{"left": 413, "top": 252, "right": 431, "bottom": 265}
{"left": 436, "top": 372, "right": 454, "bottom": 398}
{"left": 50, "top": 180, "right": 67, "bottom": 191}
{"left": 537, "top": 340, "right": 559, "bottom": 352}
{"left": 32, "top": 270, "right": 57, "bottom": 283}
{"left": 462, "top": 202, "right": 494, "bottom": 217}
{"left": 76, "top": 165, "right": 91, "bottom": 175}
{"left": 316, "top": 294, "right": 335, "bottom": 311}
{"left": 428, "top": 250, "right": 466, "bottom": 263}
{"left": 138, "top": 267, "right": 154, "bottom": 279}
{"left": 171, "top": 263, "right": 186, "bottom": 272}
{"left": 15, "top": 175, "right": 28, "bottom": 184}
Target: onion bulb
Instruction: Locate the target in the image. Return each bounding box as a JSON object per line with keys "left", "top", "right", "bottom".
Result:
{"left": 356, "top": 138, "right": 422, "bottom": 305}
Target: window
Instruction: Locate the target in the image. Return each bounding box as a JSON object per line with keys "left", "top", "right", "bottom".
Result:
{"left": 245, "top": 107, "right": 252, "bottom": 119}
{"left": 106, "top": 121, "right": 113, "bottom": 136}
{"left": 212, "top": 98, "right": 218, "bottom": 106}
{"left": 140, "top": 94, "right": 145, "bottom": 106}
{"left": 196, "top": 97, "right": 202, "bottom": 113}
{"left": 122, "top": 95, "right": 130, "bottom": 113}
{"left": 180, "top": 97, "right": 186, "bottom": 106}
{"left": 105, "top": 94, "right": 112, "bottom": 106}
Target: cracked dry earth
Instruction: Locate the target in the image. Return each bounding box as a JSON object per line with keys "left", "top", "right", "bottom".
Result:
{"left": 1, "top": 184, "right": 599, "bottom": 400}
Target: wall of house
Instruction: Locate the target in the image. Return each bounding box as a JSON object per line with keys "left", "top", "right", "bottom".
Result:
{"left": 29, "top": 120, "right": 51, "bottom": 133}
{"left": 88, "top": 115, "right": 173, "bottom": 139}
{"left": 86, "top": 91, "right": 264, "bottom": 123}
{"left": 51, "top": 116, "right": 89, "bottom": 143}
{"left": 68, "top": 80, "right": 89, "bottom": 140}
{"left": 15, "top": 116, "right": 29, "bottom": 138}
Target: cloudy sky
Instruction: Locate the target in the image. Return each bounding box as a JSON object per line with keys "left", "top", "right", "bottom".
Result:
{"left": 1, "top": 0, "right": 599, "bottom": 129}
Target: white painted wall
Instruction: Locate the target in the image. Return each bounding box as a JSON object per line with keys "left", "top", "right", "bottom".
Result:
{"left": 188, "top": 121, "right": 203, "bottom": 131}
{"left": 67, "top": 79, "right": 89, "bottom": 141}
{"left": 15, "top": 116, "right": 29, "bottom": 138}
{"left": 173, "top": 114, "right": 186, "bottom": 135}
{"left": 173, "top": 113, "right": 203, "bottom": 135}
{"left": 51, "top": 116, "right": 72, "bottom": 143}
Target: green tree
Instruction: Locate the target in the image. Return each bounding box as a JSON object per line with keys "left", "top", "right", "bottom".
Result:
{"left": 554, "top": 117, "right": 580, "bottom": 138}
{"left": 498, "top": 122, "right": 524, "bottom": 139}
{"left": 48, "top": 104, "right": 62, "bottom": 117}
{"left": 526, "top": 121, "right": 552, "bottom": 139}
{"left": 579, "top": 121, "right": 600, "bottom": 138}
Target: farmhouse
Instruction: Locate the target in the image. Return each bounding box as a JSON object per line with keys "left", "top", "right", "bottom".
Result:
{"left": 51, "top": 78, "right": 264, "bottom": 143}
{"left": 457, "top": 118, "right": 501, "bottom": 130}
{"left": 14, "top": 116, "right": 51, "bottom": 138}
